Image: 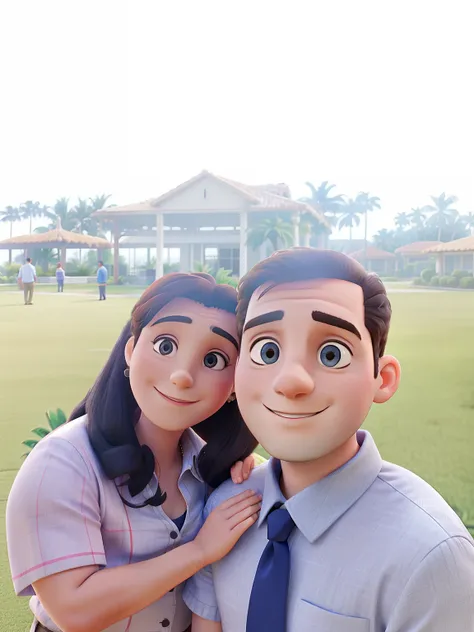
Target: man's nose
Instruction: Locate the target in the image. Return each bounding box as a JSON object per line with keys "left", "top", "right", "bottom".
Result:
{"left": 272, "top": 364, "right": 315, "bottom": 399}
{"left": 170, "top": 369, "right": 194, "bottom": 389}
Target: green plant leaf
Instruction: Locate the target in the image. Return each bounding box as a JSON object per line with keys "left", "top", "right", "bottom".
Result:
{"left": 22, "top": 439, "right": 38, "bottom": 449}
{"left": 55, "top": 408, "right": 67, "bottom": 427}
{"left": 31, "top": 427, "right": 50, "bottom": 439}
{"left": 47, "top": 408, "right": 67, "bottom": 430}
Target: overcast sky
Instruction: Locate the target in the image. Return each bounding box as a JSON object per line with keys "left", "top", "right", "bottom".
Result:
{"left": 0, "top": 0, "right": 472, "bottom": 241}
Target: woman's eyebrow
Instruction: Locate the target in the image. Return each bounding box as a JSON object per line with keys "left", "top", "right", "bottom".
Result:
{"left": 210, "top": 326, "right": 239, "bottom": 350}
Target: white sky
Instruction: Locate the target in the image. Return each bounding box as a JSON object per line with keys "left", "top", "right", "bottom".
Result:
{"left": 0, "top": 0, "right": 473, "bottom": 242}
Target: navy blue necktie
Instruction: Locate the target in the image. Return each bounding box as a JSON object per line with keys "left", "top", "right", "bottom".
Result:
{"left": 246, "top": 504, "right": 296, "bottom": 632}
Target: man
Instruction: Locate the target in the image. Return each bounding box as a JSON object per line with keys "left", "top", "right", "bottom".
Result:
{"left": 97, "top": 260, "right": 108, "bottom": 300}
{"left": 18, "top": 257, "right": 37, "bottom": 305}
{"left": 184, "top": 248, "right": 474, "bottom": 631}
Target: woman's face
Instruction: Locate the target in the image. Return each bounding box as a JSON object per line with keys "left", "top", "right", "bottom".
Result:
{"left": 125, "top": 298, "right": 239, "bottom": 431}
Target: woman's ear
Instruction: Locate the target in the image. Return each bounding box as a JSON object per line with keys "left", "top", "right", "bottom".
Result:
{"left": 374, "top": 355, "right": 401, "bottom": 404}
{"left": 124, "top": 336, "right": 135, "bottom": 367}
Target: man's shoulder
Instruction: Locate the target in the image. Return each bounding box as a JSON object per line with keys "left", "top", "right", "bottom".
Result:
{"left": 376, "top": 459, "right": 470, "bottom": 542}
{"left": 206, "top": 461, "right": 269, "bottom": 512}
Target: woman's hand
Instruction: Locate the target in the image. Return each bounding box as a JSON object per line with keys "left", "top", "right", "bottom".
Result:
{"left": 230, "top": 454, "right": 255, "bottom": 484}
{"left": 192, "top": 490, "right": 261, "bottom": 565}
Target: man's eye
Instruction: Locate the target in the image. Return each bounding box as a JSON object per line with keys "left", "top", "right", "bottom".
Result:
{"left": 318, "top": 342, "right": 352, "bottom": 369}
{"left": 153, "top": 336, "right": 178, "bottom": 357}
{"left": 203, "top": 352, "right": 228, "bottom": 371}
{"left": 249, "top": 338, "right": 280, "bottom": 365}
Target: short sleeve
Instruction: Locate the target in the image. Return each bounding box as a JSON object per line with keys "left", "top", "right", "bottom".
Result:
{"left": 386, "top": 536, "right": 474, "bottom": 631}
{"left": 6, "top": 435, "right": 106, "bottom": 596}
{"left": 183, "top": 496, "right": 221, "bottom": 622}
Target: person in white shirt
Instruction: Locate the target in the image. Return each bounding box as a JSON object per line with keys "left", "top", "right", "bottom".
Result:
{"left": 18, "top": 257, "right": 37, "bottom": 305}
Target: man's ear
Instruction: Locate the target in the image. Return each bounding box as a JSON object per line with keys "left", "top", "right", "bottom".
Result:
{"left": 374, "top": 355, "right": 401, "bottom": 404}
{"left": 124, "top": 336, "right": 135, "bottom": 367}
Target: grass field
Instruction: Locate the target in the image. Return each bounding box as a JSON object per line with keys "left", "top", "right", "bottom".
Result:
{"left": 1, "top": 285, "right": 474, "bottom": 630}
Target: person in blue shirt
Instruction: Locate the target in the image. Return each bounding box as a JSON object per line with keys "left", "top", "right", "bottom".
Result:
{"left": 184, "top": 247, "right": 474, "bottom": 632}
{"left": 97, "top": 261, "right": 108, "bottom": 300}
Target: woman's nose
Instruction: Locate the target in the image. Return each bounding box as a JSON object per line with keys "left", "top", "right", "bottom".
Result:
{"left": 170, "top": 369, "right": 194, "bottom": 389}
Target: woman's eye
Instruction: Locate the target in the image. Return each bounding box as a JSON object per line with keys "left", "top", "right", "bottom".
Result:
{"left": 153, "top": 337, "right": 178, "bottom": 357}
{"left": 203, "top": 352, "right": 228, "bottom": 371}
{"left": 318, "top": 342, "right": 352, "bottom": 369}
{"left": 250, "top": 339, "right": 281, "bottom": 366}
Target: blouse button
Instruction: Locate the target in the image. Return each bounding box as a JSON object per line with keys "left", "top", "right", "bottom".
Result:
{"left": 161, "top": 618, "right": 170, "bottom": 627}
{"left": 170, "top": 531, "right": 178, "bottom": 540}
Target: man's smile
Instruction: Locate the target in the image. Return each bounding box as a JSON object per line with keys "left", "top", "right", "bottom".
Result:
{"left": 262, "top": 403, "right": 330, "bottom": 419}
{"left": 154, "top": 387, "right": 199, "bottom": 405}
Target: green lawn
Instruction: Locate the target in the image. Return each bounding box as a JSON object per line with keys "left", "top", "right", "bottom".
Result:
{"left": 1, "top": 287, "right": 474, "bottom": 630}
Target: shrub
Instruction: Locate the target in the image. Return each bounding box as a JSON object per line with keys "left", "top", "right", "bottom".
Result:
{"left": 452, "top": 269, "right": 472, "bottom": 279}
{"left": 430, "top": 276, "right": 440, "bottom": 286}
{"left": 412, "top": 277, "right": 424, "bottom": 286}
{"left": 439, "top": 275, "right": 451, "bottom": 287}
{"left": 460, "top": 276, "right": 474, "bottom": 289}
{"left": 381, "top": 276, "right": 399, "bottom": 282}
{"left": 1, "top": 263, "right": 21, "bottom": 277}
{"left": 420, "top": 268, "right": 436, "bottom": 283}
{"left": 447, "top": 276, "right": 459, "bottom": 288}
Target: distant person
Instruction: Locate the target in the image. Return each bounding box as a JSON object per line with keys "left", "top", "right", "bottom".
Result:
{"left": 56, "top": 263, "right": 65, "bottom": 292}
{"left": 17, "top": 257, "right": 37, "bottom": 305}
{"left": 97, "top": 261, "right": 108, "bottom": 300}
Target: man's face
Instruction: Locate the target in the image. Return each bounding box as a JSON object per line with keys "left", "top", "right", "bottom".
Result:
{"left": 235, "top": 278, "right": 385, "bottom": 462}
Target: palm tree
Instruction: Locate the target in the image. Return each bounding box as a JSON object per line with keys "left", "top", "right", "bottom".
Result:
{"left": 338, "top": 199, "right": 361, "bottom": 244}
{"left": 409, "top": 207, "right": 426, "bottom": 229}
{"left": 356, "top": 192, "right": 381, "bottom": 257}
{"left": 300, "top": 181, "right": 345, "bottom": 214}
{"left": 20, "top": 200, "right": 46, "bottom": 233}
{"left": 0, "top": 206, "right": 23, "bottom": 263}
{"left": 89, "top": 194, "right": 112, "bottom": 238}
{"left": 395, "top": 212, "right": 411, "bottom": 230}
{"left": 423, "top": 193, "right": 458, "bottom": 241}
{"left": 299, "top": 181, "right": 345, "bottom": 235}
{"left": 246, "top": 217, "right": 294, "bottom": 252}
{"left": 461, "top": 212, "right": 474, "bottom": 236}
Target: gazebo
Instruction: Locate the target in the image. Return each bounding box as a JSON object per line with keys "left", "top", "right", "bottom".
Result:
{"left": 423, "top": 236, "right": 474, "bottom": 275}
{"left": 349, "top": 245, "right": 396, "bottom": 275}
{"left": 0, "top": 219, "right": 112, "bottom": 264}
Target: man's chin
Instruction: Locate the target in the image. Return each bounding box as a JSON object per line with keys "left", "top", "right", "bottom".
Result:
{"left": 258, "top": 441, "right": 324, "bottom": 463}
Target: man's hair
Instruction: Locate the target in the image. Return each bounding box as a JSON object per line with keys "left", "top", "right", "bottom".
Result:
{"left": 26, "top": 257, "right": 31, "bottom": 263}
{"left": 98, "top": 260, "right": 103, "bottom": 265}
{"left": 237, "top": 248, "right": 392, "bottom": 376}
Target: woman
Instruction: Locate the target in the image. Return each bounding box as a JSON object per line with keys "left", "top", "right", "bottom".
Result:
{"left": 56, "top": 263, "right": 65, "bottom": 292}
{"left": 6, "top": 272, "right": 260, "bottom": 632}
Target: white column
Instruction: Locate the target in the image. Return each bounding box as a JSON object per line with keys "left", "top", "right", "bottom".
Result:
{"left": 190, "top": 243, "right": 195, "bottom": 272}
{"left": 155, "top": 212, "right": 164, "bottom": 279}
{"left": 292, "top": 212, "right": 300, "bottom": 247}
{"left": 239, "top": 210, "right": 248, "bottom": 277}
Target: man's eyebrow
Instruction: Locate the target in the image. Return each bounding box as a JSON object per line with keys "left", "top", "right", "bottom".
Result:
{"left": 151, "top": 315, "right": 193, "bottom": 326}
{"left": 210, "top": 326, "right": 239, "bottom": 350}
{"left": 243, "top": 310, "right": 284, "bottom": 332}
{"left": 312, "top": 310, "right": 361, "bottom": 340}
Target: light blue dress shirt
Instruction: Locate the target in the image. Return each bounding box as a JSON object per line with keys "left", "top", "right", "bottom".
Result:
{"left": 184, "top": 430, "right": 474, "bottom": 631}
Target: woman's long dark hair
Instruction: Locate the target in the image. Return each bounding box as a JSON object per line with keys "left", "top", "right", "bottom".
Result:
{"left": 68, "top": 273, "right": 257, "bottom": 508}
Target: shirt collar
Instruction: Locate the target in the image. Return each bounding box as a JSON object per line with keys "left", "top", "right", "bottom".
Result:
{"left": 182, "top": 428, "right": 206, "bottom": 482}
{"left": 257, "top": 430, "right": 382, "bottom": 543}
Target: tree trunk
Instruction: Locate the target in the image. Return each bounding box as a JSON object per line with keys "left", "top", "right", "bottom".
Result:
{"left": 29, "top": 215, "right": 32, "bottom": 234}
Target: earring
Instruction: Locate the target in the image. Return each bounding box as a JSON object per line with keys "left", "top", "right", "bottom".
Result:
{"left": 227, "top": 393, "right": 236, "bottom": 403}
{"left": 124, "top": 368, "right": 130, "bottom": 378}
